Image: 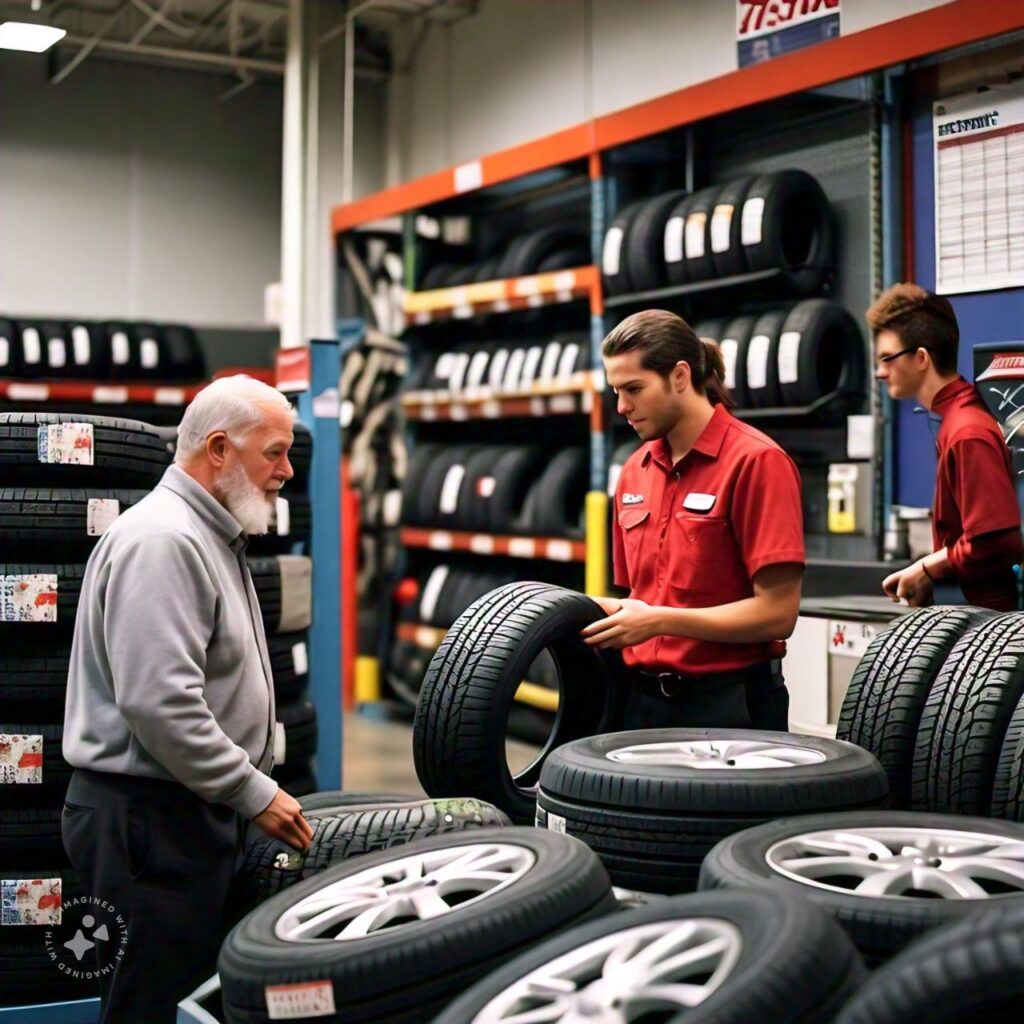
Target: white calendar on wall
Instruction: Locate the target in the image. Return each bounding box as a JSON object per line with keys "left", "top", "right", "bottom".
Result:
{"left": 933, "top": 81, "right": 1024, "bottom": 295}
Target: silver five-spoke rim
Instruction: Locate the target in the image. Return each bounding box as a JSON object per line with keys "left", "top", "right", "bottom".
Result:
{"left": 472, "top": 919, "right": 742, "bottom": 1022}
{"left": 766, "top": 827, "right": 1024, "bottom": 899}
{"left": 275, "top": 843, "right": 535, "bottom": 942}
{"left": 607, "top": 740, "right": 827, "bottom": 770}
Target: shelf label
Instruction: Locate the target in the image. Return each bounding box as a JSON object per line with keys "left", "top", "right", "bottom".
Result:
{"left": 87, "top": 498, "right": 121, "bottom": 536}
{"left": 684, "top": 212, "right": 707, "bottom": 259}
{"left": 492, "top": 299, "right": 511, "bottom": 313}
{"left": 778, "top": 330, "right": 802, "bottom": 385}
{"left": 449, "top": 403, "right": 468, "bottom": 421}
{"left": 602, "top": 226, "right": 624, "bottom": 276}
{"left": 470, "top": 534, "right": 495, "bottom": 554}
{"left": 154, "top": 387, "right": 187, "bottom": 405}
{"left": 508, "top": 538, "right": 536, "bottom": 558}
{"left": 7, "top": 383, "right": 49, "bottom": 401}
{"left": 427, "top": 531, "right": 453, "bottom": 551}
{"left": 549, "top": 394, "right": 576, "bottom": 414}
{"left": 454, "top": 160, "right": 483, "bottom": 194}
{"left": 710, "top": 203, "right": 735, "bottom": 253}
{"left": 529, "top": 398, "right": 545, "bottom": 417}
{"left": 747, "top": 334, "right": 770, "bottom": 391}
{"left": 553, "top": 271, "right": 576, "bottom": 291}
{"left": 741, "top": 196, "right": 765, "bottom": 247}
{"left": 481, "top": 400, "right": 501, "bottom": 419}
{"left": 414, "top": 312, "right": 432, "bottom": 325}
{"left": 265, "top": 981, "right": 336, "bottom": 1020}
{"left": 546, "top": 540, "right": 573, "bottom": 562}
{"left": 93, "top": 387, "right": 128, "bottom": 403}
{"left": 453, "top": 303, "right": 473, "bottom": 320}
{"left": 415, "top": 626, "right": 439, "bottom": 649}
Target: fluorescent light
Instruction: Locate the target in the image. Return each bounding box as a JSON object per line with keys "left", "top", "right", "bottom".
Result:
{"left": 0, "top": 22, "right": 66, "bottom": 53}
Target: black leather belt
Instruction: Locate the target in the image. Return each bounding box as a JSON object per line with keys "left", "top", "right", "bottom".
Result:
{"left": 631, "top": 659, "right": 783, "bottom": 701}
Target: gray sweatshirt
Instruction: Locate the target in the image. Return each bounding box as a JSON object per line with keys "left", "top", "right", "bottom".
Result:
{"left": 63, "top": 464, "right": 278, "bottom": 820}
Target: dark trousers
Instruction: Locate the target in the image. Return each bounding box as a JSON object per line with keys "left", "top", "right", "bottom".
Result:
{"left": 62, "top": 768, "right": 241, "bottom": 1024}
{"left": 622, "top": 664, "right": 789, "bottom": 732}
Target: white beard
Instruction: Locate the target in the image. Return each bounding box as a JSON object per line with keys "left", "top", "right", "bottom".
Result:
{"left": 214, "top": 462, "right": 277, "bottom": 536}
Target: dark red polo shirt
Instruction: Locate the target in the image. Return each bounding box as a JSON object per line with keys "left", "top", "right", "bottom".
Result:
{"left": 612, "top": 403, "right": 805, "bottom": 673}
{"left": 932, "top": 377, "right": 1022, "bottom": 611}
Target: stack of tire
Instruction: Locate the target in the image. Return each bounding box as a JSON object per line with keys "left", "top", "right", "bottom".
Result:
{"left": 406, "top": 331, "right": 590, "bottom": 398}
{"left": 0, "top": 318, "right": 206, "bottom": 382}
{"left": 246, "top": 424, "right": 316, "bottom": 798}
{"left": 401, "top": 442, "right": 588, "bottom": 540}
{"left": 601, "top": 169, "right": 836, "bottom": 298}
{"left": 0, "top": 411, "right": 172, "bottom": 1007}
{"left": 418, "top": 225, "right": 590, "bottom": 289}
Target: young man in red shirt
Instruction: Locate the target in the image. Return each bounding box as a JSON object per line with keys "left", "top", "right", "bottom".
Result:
{"left": 870, "top": 283, "right": 1022, "bottom": 610}
{"left": 582, "top": 309, "right": 805, "bottom": 731}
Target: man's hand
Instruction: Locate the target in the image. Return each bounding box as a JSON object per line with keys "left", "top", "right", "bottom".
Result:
{"left": 882, "top": 560, "right": 934, "bottom": 607}
{"left": 581, "top": 598, "right": 660, "bottom": 649}
{"left": 253, "top": 788, "right": 314, "bottom": 850}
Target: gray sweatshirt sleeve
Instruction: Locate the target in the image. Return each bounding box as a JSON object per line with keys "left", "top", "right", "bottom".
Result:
{"left": 103, "top": 530, "right": 278, "bottom": 819}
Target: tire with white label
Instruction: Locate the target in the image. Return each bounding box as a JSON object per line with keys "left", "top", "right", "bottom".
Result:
{"left": 834, "top": 902, "right": 1024, "bottom": 1024}
{"left": 625, "top": 189, "right": 688, "bottom": 292}
{"left": 414, "top": 583, "right": 626, "bottom": 822}
{"left": 417, "top": 445, "right": 482, "bottom": 528}
{"left": 218, "top": 827, "right": 616, "bottom": 1024}
{"left": 744, "top": 308, "right": 789, "bottom": 409}
{"left": 677, "top": 185, "right": 721, "bottom": 284}
{"left": 436, "top": 888, "right": 865, "bottom": 1024}
{"left": 602, "top": 201, "right": 644, "bottom": 296}
{"left": 0, "top": 720, "right": 70, "bottom": 808}
{"left": 777, "top": 299, "right": 866, "bottom": 408}
{"left": 454, "top": 445, "right": 507, "bottom": 532}
{"left": 741, "top": 170, "right": 836, "bottom": 294}
{"left": 500, "top": 226, "right": 588, "bottom": 279}
{"left": 17, "top": 321, "right": 92, "bottom": 379}
{"left": 0, "top": 318, "right": 19, "bottom": 375}
{"left": 248, "top": 555, "right": 312, "bottom": 635}
{"left": 519, "top": 447, "right": 588, "bottom": 539}
{"left": 718, "top": 314, "right": 757, "bottom": 408}
{"left": 128, "top": 323, "right": 167, "bottom": 380}
{"left": 837, "top": 607, "right": 994, "bottom": 810}
{"left": 275, "top": 699, "right": 318, "bottom": 766}
{"left": 479, "top": 445, "right": 550, "bottom": 534}
{"left": 245, "top": 492, "right": 311, "bottom": 555}
{"left": 102, "top": 320, "right": 144, "bottom": 379}
{"left": 699, "top": 811, "right": 1024, "bottom": 963}
{"left": 0, "top": 412, "right": 172, "bottom": 487}
{"left": 267, "top": 632, "right": 310, "bottom": 703}
{"left": 708, "top": 176, "right": 756, "bottom": 278}
{"left": 0, "top": 561, "right": 85, "bottom": 641}
{"left": 913, "top": 613, "right": 1024, "bottom": 815}
{"left": 538, "top": 729, "right": 888, "bottom": 893}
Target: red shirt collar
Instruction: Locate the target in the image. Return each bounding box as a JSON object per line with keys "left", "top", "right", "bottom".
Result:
{"left": 930, "top": 376, "right": 975, "bottom": 418}
{"left": 640, "top": 403, "right": 731, "bottom": 468}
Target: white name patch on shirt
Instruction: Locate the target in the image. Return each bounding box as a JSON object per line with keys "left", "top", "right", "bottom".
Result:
{"left": 683, "top": 493, "right": 717, "bottom": 513}
{"left": 622, "top": 493, "right": 645, "bottom": 505}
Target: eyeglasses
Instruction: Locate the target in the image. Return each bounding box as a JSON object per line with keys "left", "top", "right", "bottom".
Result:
{"left": 876, "top": 347, "right": 926, "bottom": 367}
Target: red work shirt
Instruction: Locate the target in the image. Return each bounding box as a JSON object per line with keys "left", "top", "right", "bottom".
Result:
{"left": 932, "top": 377, "right": 1022, "bottom": 611}
{"left": 612, "top": 403, "right": 805, "bottom": 673}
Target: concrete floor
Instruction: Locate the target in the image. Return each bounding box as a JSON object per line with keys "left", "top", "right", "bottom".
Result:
{"left": 340, "top": 710, "right": 541, "bottom": 794}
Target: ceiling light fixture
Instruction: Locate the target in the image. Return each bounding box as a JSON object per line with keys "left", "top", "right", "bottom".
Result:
{"left": 0, "top": 22, "right": 66, "bottom": 53}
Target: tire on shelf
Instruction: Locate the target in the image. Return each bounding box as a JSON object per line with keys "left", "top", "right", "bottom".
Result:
{"left": 837, "top": 606, "right": 994, "bottom": 810}
{"left": 418, "top": 262, "right": 458, "bottom": 290}
{"left": 0, "top": 645, "right": 72, "bottom": 710}
{"left": 718, "top": 313, "right": 758, "bottom": 409}
{"left": 102, "top": 320, "right": 142, "bottom": 379}
{"left": 691, "top": 317, "right": 729, "bottom": 342}
{"left": 0, "top": 561, "right": 86, "bottom": 641}
{"left": 535, "top": 247, "right": 590, "bottom": 273}
{"left": 679, "top": 185, "right": 721, "bottom": 284}
{"left": 218, "top": 827, "right": 616, "bottom": 1024}
{"left": 399, "top": 443, "right": 444, "bottom": 526}
{"left": 518, "top": 446, "right": 588, "bottom": 539}
{"left": 267, "top": 633, "right": 309, "bottom": 704}
{"left": 500, "top": 226, "right": 588, "bottom": 279}
{"left": 913, "top": 613, "right": 1024, "bottom": 815}
{"left": 287, "top": 421, "right": 312, "bottom": 487}
{"left": 472, "top": 256, "right": 502, "bottom": 282}
{"left": 245, "top": 493, "right": 310, "bottom": 555}
{"left": 36, "top": 321, "right": 82, "bottom": 379}
{"left": 625, "top": 189, "right": 688, "bottom": 293}
{"left": 602, "top": 200, "right": 644, "bottom": 296}
{"left": 607, "top": 439, "right": 641, "bottom": 496}
{"left": 0, "top": 720, "right": 71, "bottom": 805}
{"left": 709, "top": 176, "right": 756, "bottom": 279}
{"left": 741, "top": 169, "right": 836, "bottom": 294}
{"left": 537, "top": 729, "right": 888, "bottom": 893}
{"left": 413, "top": 583, "right": 626, "bottom": 822}
{"left": 277, "top": 555, "right": 312, "bottom": 633}
{"left": 12, "top": 322, "right": 46, "bottom": 378}
{"left": 777, "top": 299, "right": 866, "bottom": 408}
{"left": 247, "top": 556, "right": 282, "bottom": 632}
{"left": 0, "top": 317, "right": 18, "bottom": 376}
{"left": 452, "top": 445, "right": 506, "bottom": 532}
{"left": 274, "top": 699, "right": 318, "bottom": 766}
{"left": 0, "top": 412, "right": 172, "bottom": 487}
{"left": 161, "top": 323, "right": 206, "bottom": 381}
{"left": 744, "top": 308, "right": 790, "bottom": 410}
{"left": 698, "top": 810, "right": 1024, "bottom": 963}
{"left": 416, "top": 444, "right": 481, "bottom": 527}
{"left": 128, "top": 323, "right": 168, "bottom": 381}
{"left": 436, "top": 888, "right": 865, "bottom": 1024}
{"left": 833, "top": 902, "right": 1024, "bottom": 1024}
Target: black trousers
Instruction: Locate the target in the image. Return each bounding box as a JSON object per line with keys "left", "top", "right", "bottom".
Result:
{"left": 621, "top": 664, "right": 789, "bottom": 732}
{"left": 61, "top": 768, "right": 241, "bottom": 1024}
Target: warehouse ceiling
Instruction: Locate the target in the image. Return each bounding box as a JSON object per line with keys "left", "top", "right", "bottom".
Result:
{"left": 0, "top": 0, "right": 476, "bottom": 93}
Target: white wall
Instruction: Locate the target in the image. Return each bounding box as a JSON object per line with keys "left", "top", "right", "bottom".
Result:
{"left": 0, "top": 54, "right": 285, "bottom": 328}
{"left": 385, "top": 0, "right": 954, "bottom": 183}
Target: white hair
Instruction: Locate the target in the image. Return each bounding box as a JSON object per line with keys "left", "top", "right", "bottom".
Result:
{"left": 174, "top": 375, "right": 295, "bottom": 463}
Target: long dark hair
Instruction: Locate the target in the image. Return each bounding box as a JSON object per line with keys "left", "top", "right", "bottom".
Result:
{"left": 602, "top": 309, "right": 734, "bottom": 408}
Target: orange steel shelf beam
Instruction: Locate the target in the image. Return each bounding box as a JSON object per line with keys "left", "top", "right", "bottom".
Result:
{"left": 400, "top": 527, "right": 586, "bottom": 563}
{"left": 331, "top": 1, "right": 1023, "bottom": 233}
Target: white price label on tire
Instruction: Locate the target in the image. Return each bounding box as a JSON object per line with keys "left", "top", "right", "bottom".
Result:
{"left": 664, "top": 216, "right": 685, "bottom": 263}
{"left": 265, "top": 981, "right": 336, "bottom": 1020}
{"left": 720, "top": 338, "right": 738, "bottom": 390}
{"left": 741, "top": 196, "right": 765, "bottom": 247}
{"left": 273, "top": 721, "right": 287, "bottom": 763}
{"left": 602, "top": 227, "right": 624, "bottom": 276}
{"left": 275, "top": 497, "right": 291, "bottom": 536}
{"left": 37, "top": 423, "right": 94, "bottom": 466}
{"left": 546, "top": 812, "right": 567, "bottom": 834}
{"left": 1, "top": 574, "right": 58, "bottom": 623}
{"left": 0, "top": 733, "right": 43, "bottom": 784}
{"left": 87, "top": 498, "right": 121, "bottom": 536}
{"left": 746, "top": 335, "right": 770, "bottom": 391}
{"left": 710, "top": 204, "right": 735, "bottom": 254}
{"left": 291, "top": 642, "right": 308, "bottom": 676}
{"left": 778, "top": 331, "right": 802, "bottom": 386}
{"left": 684, "top": 212, "right": 707, "bottom": 259}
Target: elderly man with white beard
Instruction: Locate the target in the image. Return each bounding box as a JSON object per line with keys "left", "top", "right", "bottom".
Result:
{"left": 62, "top": 376, "right": 314, "bottom": 1023}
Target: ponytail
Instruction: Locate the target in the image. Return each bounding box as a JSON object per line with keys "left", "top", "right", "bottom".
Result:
{"left": 696, "top": 336, "right": 735, "bottom": 409}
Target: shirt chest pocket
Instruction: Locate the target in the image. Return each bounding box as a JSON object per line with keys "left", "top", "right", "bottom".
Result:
{"left": 669, "top": 513, "right": 733, "bottom": 589}
{"left": 618, "top": 508, "right": 651, "bottom": 562}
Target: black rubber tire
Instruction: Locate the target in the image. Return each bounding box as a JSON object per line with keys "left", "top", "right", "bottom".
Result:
{"left": 296, "top": 791, "right": 420, "bottom": 814}
{"left": 835, "top": 901, "right": 1024, "bottom": 1024}
{"left": 471, "top": 256, "right": 502, "bottom": 282}
{"left": 161, "top": 323, "right": 207, "bottom": 381}
{"left": 520, "top": 447, "right": 588, "bottom": 539}
{"left": 0, "top": 317, "right": 18, "bottom": 375}
{"left": 0, "top": 646, "right": 72, "bottom": 709}
{"left": 913, "top": 613, "right": 1024, "bottom": 815}
{"left": 744, "top": 308, "right": 790, "bottom": 409}
{"left": 625, "top": 189, "right": 688, "bottom": 292}
{"left": 699, "top": 810, "right": 1024, "bottom": 963}
{"left": 437, "top": 888, "right": 865, "bottom": 1024}
{"left": 499, "top": 226, "right": 588, "bottom": 279}
{"left": 837, "top": 607, "right": 994, "bottom": 810}
{"left": 709, "top": 176, "right": 756, "bottom": 278}
{"left": 413, "top": 583, "right": 625, "bottom": 823}
{"left": 482, "top": 445, "right": 550, "bottom": 534}
{"left": 535, "top": 247, "right": 590, "bottom": 272}
{"left": 994, "top": 693, "right": 1024, "bottom": 822}
{"left": 777, "top": 299, "right": 866, "bottom": 408}
{"left": 399, "top": 443, "right": 444, "bottom": 526}
{"left": 718, "top": 313, "right": 758, "bottom": 408}
{"left": 244, "top": 493, "right": 311, "bottom": 555}
{"left": 0, "top": 562, "right": 86, "bottom": 641}
{"left": 0, "top": 487, "right": 149, "bottom": 555}
{"left": 741, "top": 169, "right": 837, "bottom": 294}
{"left": 128, "top": 323, "right": 167, "bottom": 381}
{"left": 538, "top": 728, "right": 888, "bottom": 893}
{"left": 234, "top": 798, "right": 512, "bottom": 913}
{"left": 218, "top": 827, "right": 616, "bottom": 1024}
{"left": 602, "top": 200, "right": 644, "bottom": 296}
{"left": 267, "top": 633, "right": 309, "bottom": 703}
{"left": 691, "top": 317, "right": 729, "bottom": 342}
{"left": 0, "top": 804, "right": 66, "bottom": 858}
{"left": 452, "top": 445, "right": 505, "bottom": 532}
{"left": 419, "top": 263, "right": 458, "bottom": 291}
{"left": 102, "top": 321, "right": 143, "bottom": 379}
{"left": 247, "top": 556, "right": 282, "bottom": 633}
{"left": 66, "top": 321, "right": 112, "bottom": 378}
{"left": 416, "top": 445, "right": 481, "bottom": 528}
{"left": 276, "top": 699, "right": 318, "bottom": 765}
{"left": 0, "top": 412, "right": 171, "bottom": 487}
{"left": 446, "top": 263, "right": 481, "bottom": 287}
{"left": 680, "top": 185, "right": 721, "bottom": 283}
{"left": 288, "top": 421, "right": 312, "bottom": 487}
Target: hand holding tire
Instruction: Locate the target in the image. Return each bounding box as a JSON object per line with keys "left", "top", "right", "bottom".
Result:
{"left": 581, "top": 598, "right": 659, "bottom": 649}
{"left": 253, "top": 788, "right": 313, "bottom": 851}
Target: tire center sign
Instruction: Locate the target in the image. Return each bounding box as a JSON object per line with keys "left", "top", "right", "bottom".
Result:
{"left": 737, "top": 1, "right": 841, "bottom": 68}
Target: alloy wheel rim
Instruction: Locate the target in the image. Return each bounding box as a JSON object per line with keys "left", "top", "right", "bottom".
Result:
{"left": 607, "top": 739, "right": 827, "bottom": 770}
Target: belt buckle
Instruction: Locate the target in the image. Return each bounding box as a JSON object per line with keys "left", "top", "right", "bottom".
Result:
{"left": 657, "top": 672, "right": 677, "bottom": 698}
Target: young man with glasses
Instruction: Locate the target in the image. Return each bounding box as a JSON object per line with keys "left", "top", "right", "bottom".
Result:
{"left": 869, "top": 283, "right": 1022, "bottom": 610}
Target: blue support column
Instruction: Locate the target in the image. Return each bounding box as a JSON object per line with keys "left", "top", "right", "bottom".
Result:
{"left": 296, "top": 337, "right": 342, "bottom": 789}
